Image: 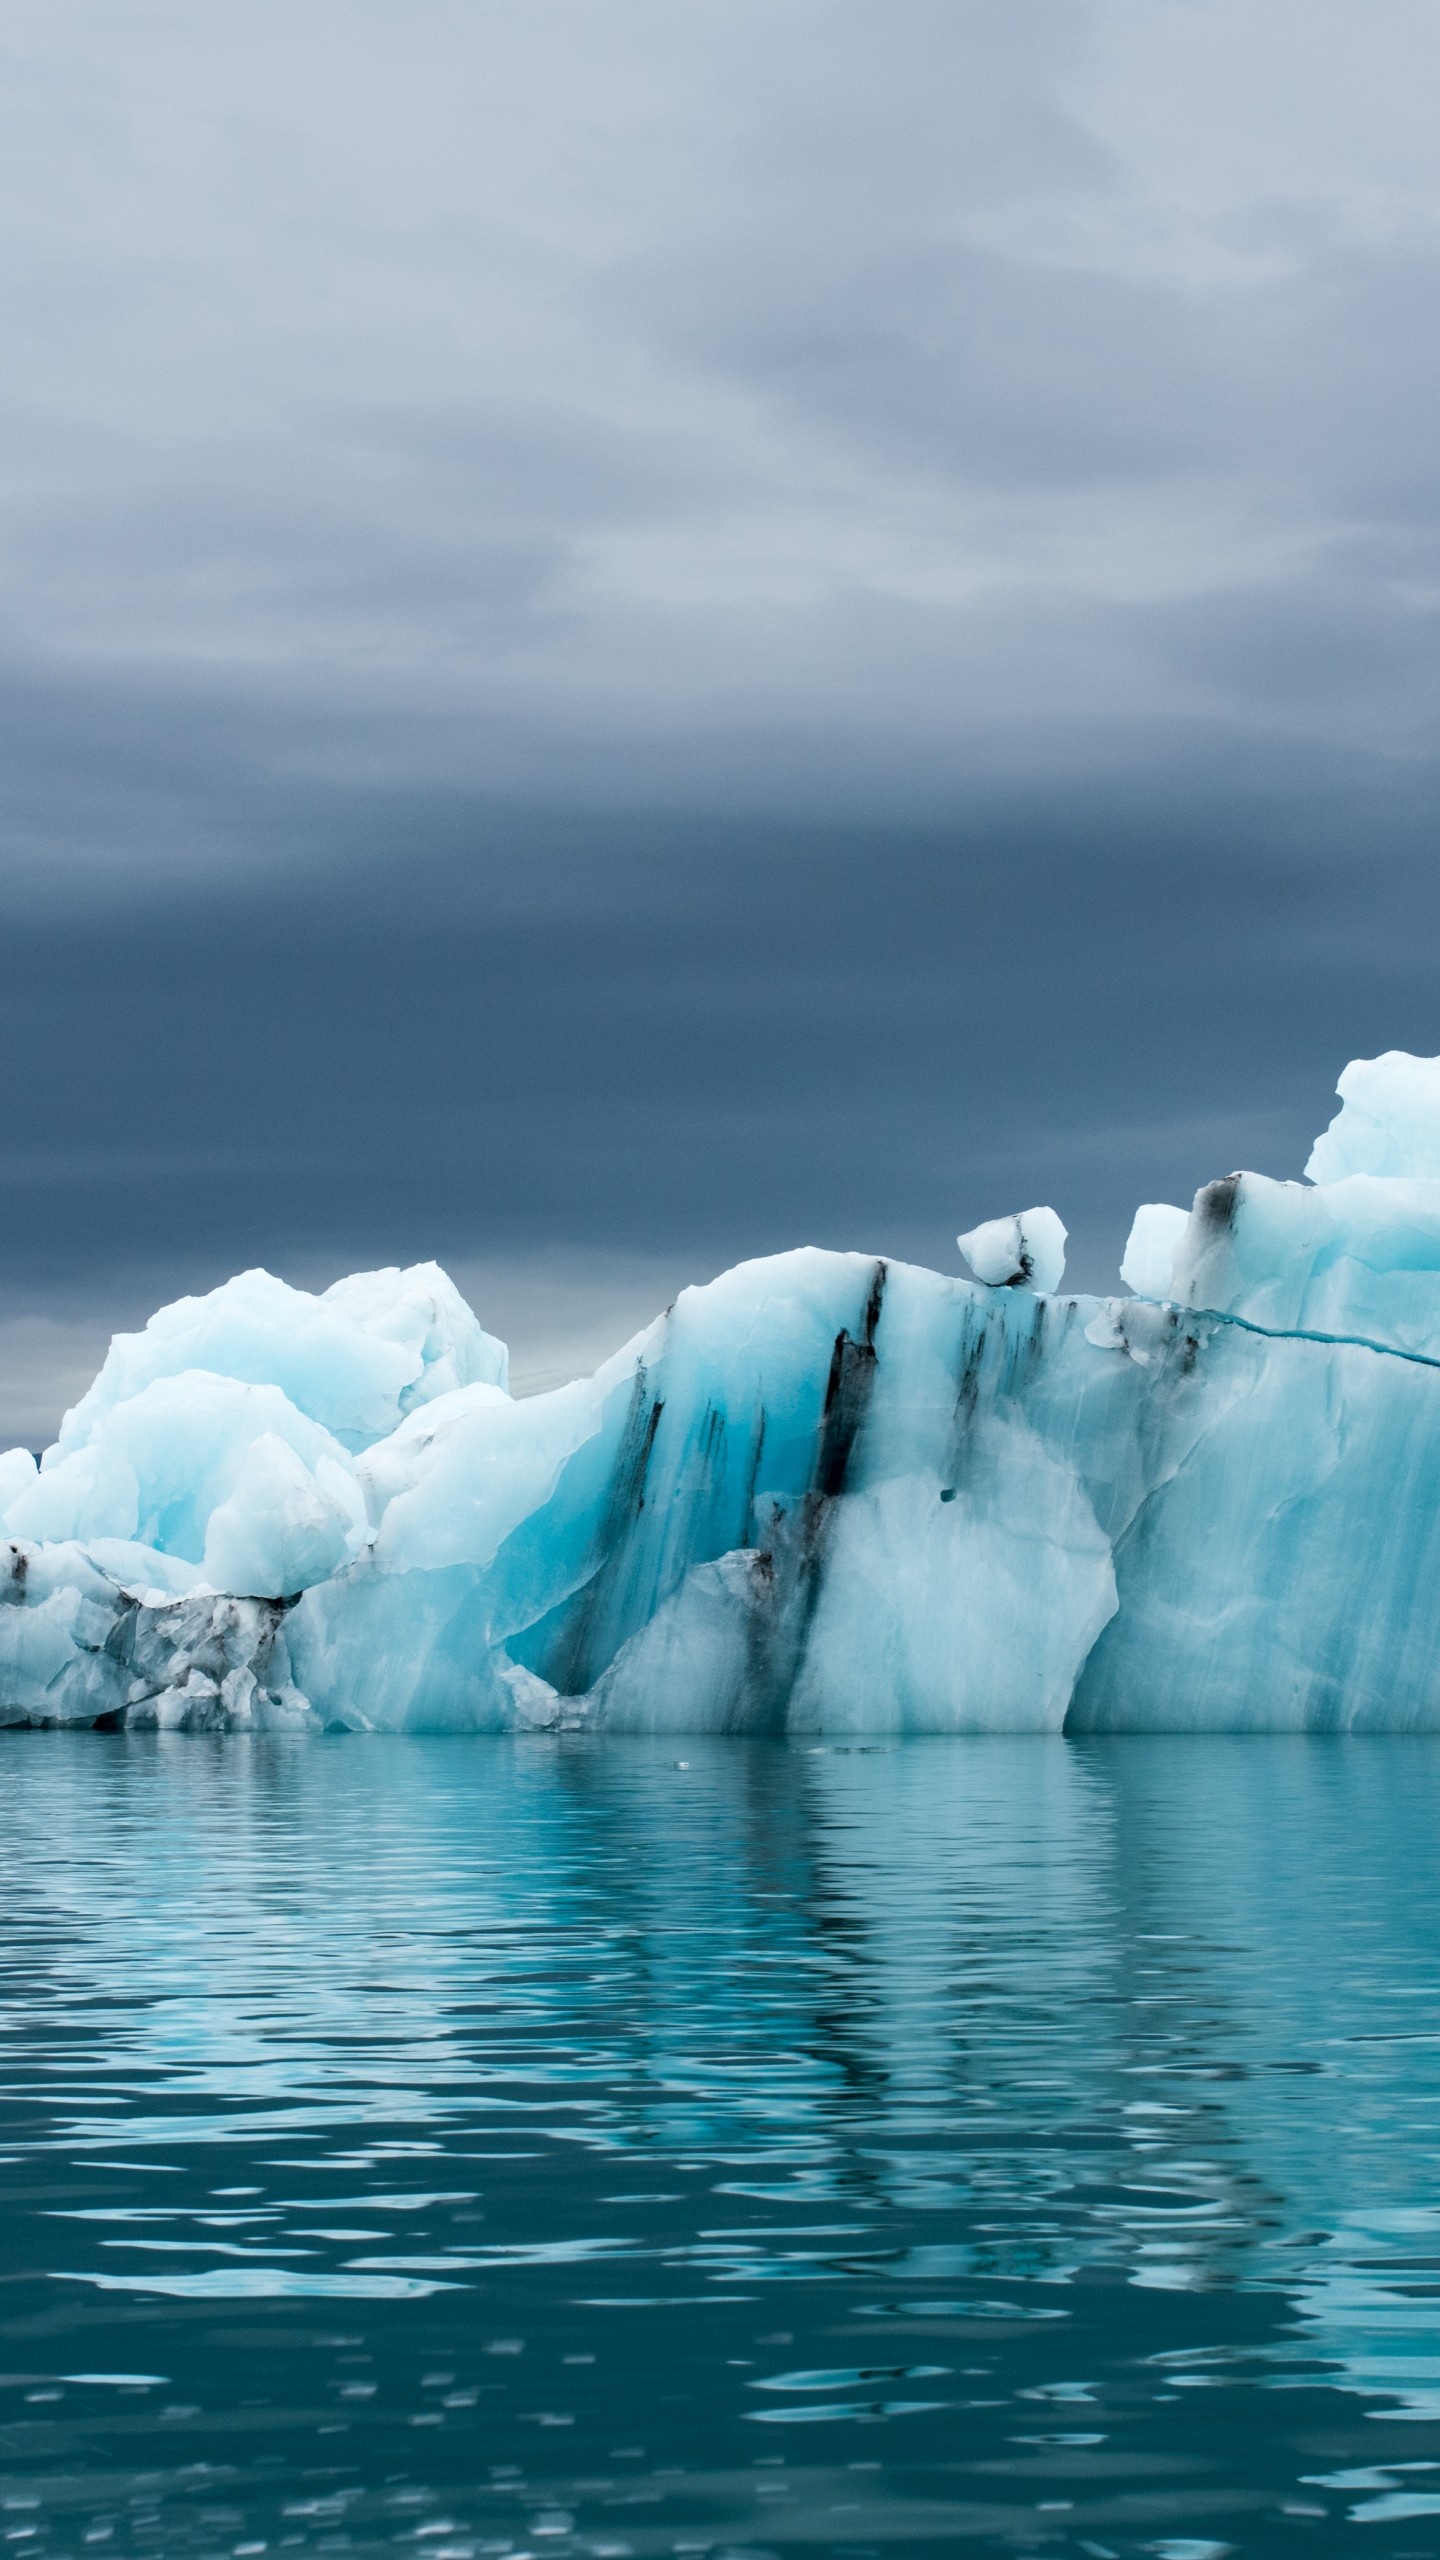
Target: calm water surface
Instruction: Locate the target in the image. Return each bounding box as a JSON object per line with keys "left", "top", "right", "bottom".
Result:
{"left": 3, "top": 1737, "right": 1440, "bottom": 2559}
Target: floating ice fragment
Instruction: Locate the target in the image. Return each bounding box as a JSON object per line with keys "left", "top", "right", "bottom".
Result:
{"left": 958, "top": 1207, "right": 1066, "bottom": 1293}
{"left": 1120, "top": 1204, "right": 1189, "bottom": 1302}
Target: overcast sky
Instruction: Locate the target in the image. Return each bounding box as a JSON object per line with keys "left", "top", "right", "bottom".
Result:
{"left": 3, "top": 1, "right": 1440, "bottom": 1431}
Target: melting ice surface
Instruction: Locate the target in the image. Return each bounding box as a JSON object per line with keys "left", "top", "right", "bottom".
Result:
{"left": 9, "top": 1049, "right": 1440, "bottom": 1730}
{"left": 4, "top": 1733, "right": 1440, "bottom": 2557}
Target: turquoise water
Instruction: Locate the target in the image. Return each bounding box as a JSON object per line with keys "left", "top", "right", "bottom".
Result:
{"left": 4, "top": 1740, "right": 1440, "bottom": 2557}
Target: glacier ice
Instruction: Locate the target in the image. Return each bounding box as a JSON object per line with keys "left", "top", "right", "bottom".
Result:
{"left": 8, "top": 1056, "right": 1440, "bottom": 1732}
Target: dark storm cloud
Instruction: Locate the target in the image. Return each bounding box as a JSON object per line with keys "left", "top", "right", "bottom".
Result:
{"left": 3, "top": 732, "right": 1438, "bottom": 1277}
{"left": 2, "top": 1, "right": 1440, "bottom": 1432}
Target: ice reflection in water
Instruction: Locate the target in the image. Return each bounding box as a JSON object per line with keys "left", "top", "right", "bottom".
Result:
{"left": 3, "top": 1737, "right": 1440, "bottom": 2555}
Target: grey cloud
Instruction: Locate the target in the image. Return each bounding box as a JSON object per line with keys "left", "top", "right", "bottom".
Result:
{"left": 3, "top": 2, "right": 1440, "bottom": 1436}
{"left": 1, "top": 0, "right": 1438, "bottom": 814}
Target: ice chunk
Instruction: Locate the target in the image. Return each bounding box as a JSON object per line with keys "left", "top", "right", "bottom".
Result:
{"left": 5, "top": 1440, "right": 142, "bottom": 1546}
{"left": 201, "top": 1435, "right": 366, "bottom": 1599}
{"left": 1307, "top": 1051, "right": 1440, "bottom": 1182}
{"left": 6, "top": 1371, "right": 357, "bottom": 1580}
{"left": 320, "top": 1263, "right": 507, "bottom": 1409}
{"left": 1120, "top": 1202, "right": 1189, "bottom": 1301}
{"left": 0, "top": 1533, "right": 317, "bottom": 1730}
{"left": 0, "top": 1539, "right": 136, "bottom": 1725}
{"left": 358, "top": 1376, "right": 591, "bottom": 1572}
{"left": 958, "top": 1206, "right": 1066, "bottom": 1293}
{"left": 0, "top": 1446, "right": 39, "bottom": 1509}
{"left": 54, "top": 1263, "right": 505, "bottom": 1461}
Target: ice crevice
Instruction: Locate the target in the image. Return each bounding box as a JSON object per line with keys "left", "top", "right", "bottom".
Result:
{"left": 1151, "top": 1302, "right": 1440, "bottom": 1375}
{"left": 8, "top": 1055, "right": 1440, "bottom": 1730}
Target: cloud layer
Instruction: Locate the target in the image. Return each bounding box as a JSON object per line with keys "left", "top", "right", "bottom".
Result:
{"left": 3, "top": 0, "right": 1439, "bottom": 828}
{"left": 3, "top": 3, "right": 1440, "bottom": 1431}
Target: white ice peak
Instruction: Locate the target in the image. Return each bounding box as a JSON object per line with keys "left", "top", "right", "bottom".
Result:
{"left": 958, "top": 1206, "right": 1067, "bottom": 1294}
{"left": 1306, "top": 1050, "right": 1440, "bottom": 1182}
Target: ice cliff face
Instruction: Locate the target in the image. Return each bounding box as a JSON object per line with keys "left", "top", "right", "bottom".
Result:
{"left": 6, "top": 1055, "right": 1440, "bottom": 1733}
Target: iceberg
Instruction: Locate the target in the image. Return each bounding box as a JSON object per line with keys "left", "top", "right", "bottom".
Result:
{"left": 7, "top": 1057, "right": 1440, "bottom": 1733}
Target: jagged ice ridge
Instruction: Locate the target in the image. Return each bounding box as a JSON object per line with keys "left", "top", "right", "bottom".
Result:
{"left": 7, "top": 1051, "right": 1440, "bottom": 1732}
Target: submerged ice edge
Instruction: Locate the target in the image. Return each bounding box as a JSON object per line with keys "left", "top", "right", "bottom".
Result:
{"left": 8, "top": 1047, "right": 1440, "bottom": 1733}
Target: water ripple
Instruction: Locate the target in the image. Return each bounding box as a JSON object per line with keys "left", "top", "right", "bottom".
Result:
{"left": 3, "top": 1733, "right": 1440, "bottom": 2554}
